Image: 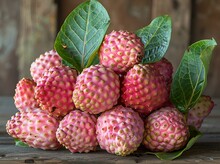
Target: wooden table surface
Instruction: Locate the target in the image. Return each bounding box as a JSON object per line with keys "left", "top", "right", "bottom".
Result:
{"left": 0, "top": 97, "right": 220, "bottom": 163}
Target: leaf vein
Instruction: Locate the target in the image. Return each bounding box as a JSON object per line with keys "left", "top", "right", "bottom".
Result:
{"left": 60, "top": 29, "right": 81, "bottom": 56}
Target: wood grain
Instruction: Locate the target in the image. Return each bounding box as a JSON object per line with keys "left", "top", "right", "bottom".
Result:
{"left": 0, "top": 136, "right": 220, "bottom": 163}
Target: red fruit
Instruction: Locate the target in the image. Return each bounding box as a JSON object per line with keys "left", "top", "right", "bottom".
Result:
{"left": 99, "top": 30, "right": 144, "bottom": 74}
{"left": 35, "top": 65, "right": 77, "bottom": 119}
{"left": 30, "top": 50, "right": 62, "bottom": 83}
{"left": 143, "top": 107, "right": 189, "bottom": 152}
{"left": 14, "top": 78, "right": 39, "bottom": 112}
{"left": 72, "top": 64, "right": 120, "bottom": 114}
{"left": 187, "top": 95, "right": 214, "bottom": 129}
{"left": 56, "top": 110, "right": 98, "bottom": 153}
{"left": 121, "top": 64, "right": 169, "bottom": 115}
{"left": 151, "top": 57, "right": 173, "bottom": 86}
{"left": 6, "top": 110, "right": 61, "bottom": 150}
{"left": 96, "top": 105, "right": 144, "bottom": 156}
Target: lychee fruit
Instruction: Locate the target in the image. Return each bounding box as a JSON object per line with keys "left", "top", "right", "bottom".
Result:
{"left": 121, "top": 64, "right": 169, "bottom": 115}
{"left": 143, "top": 107, "right": 189, "bottom": 152}
{"left": 187, "top": 95, "right": 214, "bottom": 130}
{"left": 99, "top": 30, "right": 144, "bottom": 74}
{"left": 72, "top": 64, "right": 120, "bottom": 114}
{"left": 96, "top": 105, "right": 144, "bottom": 156}
{"left": 14, "top": 78, "right": 39, "bottom": 112}
{"left": 6, "top": 110, "right": 61, "bottom": 150}
{"left": 30, "top": 50, "right": 62, "bottom": 83}
{"left": 35, "top": 65, "right": 77, "bottom": 119}
{"left": 151, "top": 57, "right": 173, "bottom": 94}
{"left": 56, "top": 110, "right": 98, "bottom": 153}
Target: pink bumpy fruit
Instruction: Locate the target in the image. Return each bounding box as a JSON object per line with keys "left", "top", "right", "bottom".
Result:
{"left": 99, "top": 30, "right": 144, "bottom": 74}
{"left": 73, "top": 64, "right": 120, "bottom": 114}
{"left": 35, "top": 65, "right": 77, "bottom": 119}
{"left": 30, "top": 49, "right": 62, "bottom": 84}
{"left": 121, "top": 64, "right": 169, "bottom": 115}
{"left": 187, "top": 95, "right": 214, "bottom": 130}
{"left": 96, "top": 105, "right": 144, "bottom": 156}
{"left": 143, "top": 107, "right": 189, "bottom": 152}
{"left": 56, "top": 110, "right": 98, "bottom": 153}
{"left": 151, "top": 57, "right": 173, "bottom": 94}
{"left": 151, "top": 58, "right": 173, "bottom": 85}
{"left": 6, "top": 110, "right": 61, "bottom": 150}
{"left": 14, "top": 78, "right": 39, "bottom": 112}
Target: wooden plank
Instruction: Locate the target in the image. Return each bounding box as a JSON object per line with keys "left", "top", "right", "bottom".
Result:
{"left": 0, "top": 0, "right": 20, "bottom": 96}
{"left": 190, "top": 0, "right": 220, "bottom": 98}
{"left": 151, "top": 0, "right": 191, "bottom": 71}
{"left": 17, "top": 0, "right": 57, "bottom": 79}
{"left": 0, "top": 135, "right": 220, "bottom": 163}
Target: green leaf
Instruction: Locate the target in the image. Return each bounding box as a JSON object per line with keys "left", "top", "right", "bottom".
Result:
{"left": 14, "top": 139, "right": 29, "bottom": 147}
{"left": 136, "top": 15, "right": 172, "bottom": 63}
{"left": 86, "top": 53, "right": 100, "bottom": 67}
{"left": 62, "top": 59, "right": 74, "bottom": 68}
{"left": 189, "top": 38, "right": 217, "bottom": 73}
{"left": 170, "top": 39, "right": 217, "bottom": 113}
{"left": 54, "top": 0, "right": 110, "bottom": 72}
{"left": 171, "top": 52, "right": 205, "bottom": 113}
{"left": 146, "top": 127, "right": 202, "bottom": 160}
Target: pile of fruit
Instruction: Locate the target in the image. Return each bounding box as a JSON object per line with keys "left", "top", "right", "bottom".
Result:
{"left": 6, "top": 0, "right": 217, "bottom": 160}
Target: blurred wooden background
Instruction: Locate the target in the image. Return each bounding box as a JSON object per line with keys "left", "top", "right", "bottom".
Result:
{"left": 0, "top": 0, "right": 219, "bottom": 97}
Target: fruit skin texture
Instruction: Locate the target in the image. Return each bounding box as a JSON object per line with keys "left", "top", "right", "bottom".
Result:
{"left": 96, "top": 105, "right": 144, "bottom": 156}
{"left": 187, "top": 95, "right": 214, "bottom": 130}
{"left": 151, "top": 57, "right": 173, "bottom": 94}
{"left": 14, "top": 78, "right": 39, "bottom": 112}
{"left": 6, "top": 110, "right": 61, "bottom": 150}
{"left": 30, "top": 50, "right": 62, "bottom": 84}
{"left": 73, "top": 64, "right": 120, "bottom": 114}
{"left": 35, "top": 65, "right": 77, "bottom": 119}
{"left": 56, "top": 110, "right": 98, "bottom": 153}
{"left": 143, "top": 107, "right": 189, "bottom": 152}
{"left": 121, "top": 64, "right": 169, "bottom": 115}
{"left": 99, "top": 30, "right": 144, "bottom": 74}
